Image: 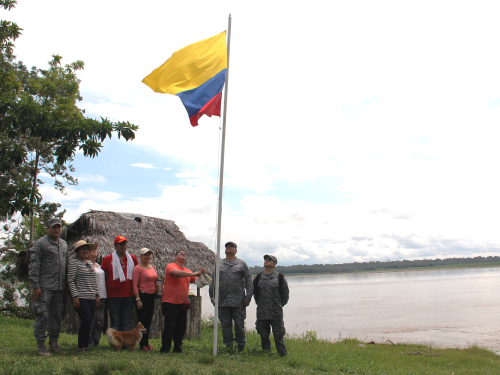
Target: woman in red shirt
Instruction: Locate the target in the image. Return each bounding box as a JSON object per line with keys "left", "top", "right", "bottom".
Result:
{"left": 132, "top": 248, "right": 158, "bottom": 351}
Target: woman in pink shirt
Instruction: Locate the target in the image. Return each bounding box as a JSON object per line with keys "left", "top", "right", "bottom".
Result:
{"left": 132, "top": 248, "right": 158, "bottom": 351}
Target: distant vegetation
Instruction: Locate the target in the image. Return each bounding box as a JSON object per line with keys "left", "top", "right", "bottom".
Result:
{"left": 249, "top": 256, "right": 500, "bottom": 275}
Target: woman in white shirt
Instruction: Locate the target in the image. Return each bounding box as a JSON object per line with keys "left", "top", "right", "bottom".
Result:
{"left": 88, "top": 245, "right": 107, "bottom": 347}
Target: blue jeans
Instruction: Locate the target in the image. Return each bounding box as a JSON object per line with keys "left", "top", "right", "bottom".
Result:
{"left": 107, "top": 296, "right": 134, "bottom": 331}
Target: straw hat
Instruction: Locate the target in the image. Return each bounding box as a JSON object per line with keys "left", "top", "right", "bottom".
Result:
{"left": 74, "top": 240, "right": 97, "bottom": 252}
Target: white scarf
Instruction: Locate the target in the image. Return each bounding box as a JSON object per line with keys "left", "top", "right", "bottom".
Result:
{"left": 112, "top": 250, "right": 134, "bottom": 282}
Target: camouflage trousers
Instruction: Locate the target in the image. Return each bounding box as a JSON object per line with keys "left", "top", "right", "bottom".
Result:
{"left": 89, "top": 298, "right": 106, "bottom": 347}
{"left": 255, "top": 319, "right": 287, "bottom": 355}
{"left": 32, "top": 289, "right": 65, "bottom": 342}
{"left": 219, "top": 306, "right": 247, "bottom": 346}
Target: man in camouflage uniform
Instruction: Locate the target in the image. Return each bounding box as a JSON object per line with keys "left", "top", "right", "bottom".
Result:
{"left": 209, "top": 241, "right": 253, "bottom": 352}
{"left": 29, "top": 218, "right": 68, "bottom": 356}
{"left": 253, "top": 254, "right": 289, "bottom": 356}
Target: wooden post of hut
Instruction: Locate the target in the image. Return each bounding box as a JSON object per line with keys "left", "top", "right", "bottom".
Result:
{"left": 147, "top": 298, "right": 163, "bottom": 339}
{"left": 63, "top": 294, "right": 80, "bottom": 334}
{"left": 186, "top": 294, "right": 202, "bottom": 338}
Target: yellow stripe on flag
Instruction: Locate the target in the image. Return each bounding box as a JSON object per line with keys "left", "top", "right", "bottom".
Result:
{"left": 142, "top": 31, "right": 227, "bottom": 95}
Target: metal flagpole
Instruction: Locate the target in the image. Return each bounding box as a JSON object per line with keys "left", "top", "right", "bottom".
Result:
{"left": 213, "top": 13, "right": 232, "bottom": 356}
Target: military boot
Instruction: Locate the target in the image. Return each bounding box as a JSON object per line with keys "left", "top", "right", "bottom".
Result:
{"left": 49, "top": 337, "right": 63, "bottom": 353}
{"left": 36, "top": 340, "right": 52, "bottom": 356}
{"left": 237, "top": 344, "right": 245, "bottom": 353}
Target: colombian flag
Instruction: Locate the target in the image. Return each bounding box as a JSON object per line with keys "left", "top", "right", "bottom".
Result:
{"left": 142, "top": 32, "right": 227, "bottom": 126}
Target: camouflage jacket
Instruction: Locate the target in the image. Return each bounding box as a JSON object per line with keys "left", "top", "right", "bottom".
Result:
{"left": 29, "top": 235, "right": 68, "bottom": 290}
{"left": 209, "top": 257, "right": 253, "bottom": 307}
{"left": 254, "top": 271, "right": 289, "bottom": 320}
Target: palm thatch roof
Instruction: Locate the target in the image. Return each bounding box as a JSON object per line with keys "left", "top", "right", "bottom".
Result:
{"left": 62, "top": 210, "right": 215, "bottom": 273}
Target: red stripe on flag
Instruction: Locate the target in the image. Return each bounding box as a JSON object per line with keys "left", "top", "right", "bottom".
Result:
{"left": 189, "top": 92, "right": 222, "bottom": 127}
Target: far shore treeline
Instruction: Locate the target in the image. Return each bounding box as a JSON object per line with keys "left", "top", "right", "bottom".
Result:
{"left": 249, "top": 256, "right": 500, "bottom": 276}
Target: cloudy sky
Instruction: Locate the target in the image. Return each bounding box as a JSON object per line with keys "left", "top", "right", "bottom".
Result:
{"left": 6, "top": 0, "right": 500, "bottom": 266}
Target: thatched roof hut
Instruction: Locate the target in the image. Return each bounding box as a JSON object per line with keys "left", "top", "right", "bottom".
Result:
{"left": 63, "top": 210, "right": 215, "bottom": 273}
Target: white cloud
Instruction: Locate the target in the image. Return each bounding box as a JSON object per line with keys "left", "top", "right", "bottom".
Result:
{"left": 39, "top": 186, "right": 121, "bottom": 208}
{"left": 131, "top": 163, "right": 158, "bottom": 169}
{"left": 38, "top": 185, "right": 87, "bottom": 203}
{"left": 175, "top": 169, "right": 217, "bottom": 188}
{"left": 53, "top": 172, "right": 500, "bottom": 267}
{"left": 77, "top": 174, "right": 107, "bottom": 184}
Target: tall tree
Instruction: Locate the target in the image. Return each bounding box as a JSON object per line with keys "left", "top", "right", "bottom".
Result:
{"left": 0, "top": 1, "right": 139, "bottom": 243}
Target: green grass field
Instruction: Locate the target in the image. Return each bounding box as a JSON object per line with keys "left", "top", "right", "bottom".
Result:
{"left": 0, "top": 314, "right": 499, "bottom": 375}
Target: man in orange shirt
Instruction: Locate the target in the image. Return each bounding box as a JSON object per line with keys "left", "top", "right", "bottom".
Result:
{"left": 160, "top": 250, "right": 206, "bottom": 354}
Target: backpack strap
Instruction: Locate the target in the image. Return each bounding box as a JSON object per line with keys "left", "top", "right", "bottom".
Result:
{"left": 253, "top": 272, "right": 263, "bottom": 304}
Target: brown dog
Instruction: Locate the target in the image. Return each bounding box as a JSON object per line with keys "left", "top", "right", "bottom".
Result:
{"left": 106, "top": 322, "right": 146, "bottom": 351}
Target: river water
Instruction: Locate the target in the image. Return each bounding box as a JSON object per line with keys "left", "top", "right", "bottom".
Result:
{"left": 192, "top": 266, "right": 500, "bottom": 352}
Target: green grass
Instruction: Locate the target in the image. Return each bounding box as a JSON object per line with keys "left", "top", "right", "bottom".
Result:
{"left": 0, "top": 314, "right": 499, "bottom": 375}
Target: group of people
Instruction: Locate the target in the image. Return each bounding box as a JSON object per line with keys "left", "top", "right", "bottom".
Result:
{"left": 28, "top": 217, "right": 288, "bottom": 356}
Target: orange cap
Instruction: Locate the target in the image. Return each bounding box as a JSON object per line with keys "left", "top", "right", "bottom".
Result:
{"left": 114, "top": 235, "right": 128, "bottom": 244}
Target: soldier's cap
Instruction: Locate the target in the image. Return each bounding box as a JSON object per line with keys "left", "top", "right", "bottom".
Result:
{"left": 264, "top": 254, "right": 278, "bottom": 264}
{"left": 225, "top": 241, "right": 237, "bottom": 249}
{"left": 47, "top": 218, "right": 62, "bottom": 228}
{"left": 74, "top": 240, "right": 97, "bottom": 252}
{"left": 114, "top": 235, "right": 128, "bottom": 244}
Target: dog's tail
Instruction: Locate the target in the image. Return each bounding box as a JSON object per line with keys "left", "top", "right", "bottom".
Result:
{"left": 106, "top": 328, "right": 122, "bottom": 350}
{"left": 106, "top": 328, "right": 117, "bottom": 339}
